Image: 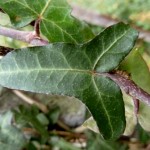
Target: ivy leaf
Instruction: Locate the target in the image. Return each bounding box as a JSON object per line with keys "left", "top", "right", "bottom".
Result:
{"left": 0, "top": 23, "right": 138, "bottom": 140}
{"left": 0, "top": 0, "right": 93, "bottom": 43}
{"left": 82, "top": 91, "right": 138, "bottom": 136}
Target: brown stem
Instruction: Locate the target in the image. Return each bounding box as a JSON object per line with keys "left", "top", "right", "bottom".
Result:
{"left": 0, "top": 25, "right": 48, "bottom": 46}
{"left": 100, "top": 72, "right": 150, "bottom": 106}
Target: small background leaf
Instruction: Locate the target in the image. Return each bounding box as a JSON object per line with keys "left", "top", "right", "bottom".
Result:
{"left": 0, "top": 111, "right": 26, "bottom": 150}
{"left": 120, "top": 49, "right": 150, "bottom": 132}
{"left": 83, "top": 117, "right": 99, "bottom": 133}
{"left": 0, "top": 12, "right": 10, "bottom": 26}
{"left": 122, "top": 91, "right": 137, "bottom": 136}
{"left": 136, "top": 124, "right": 150, "bottom": 144}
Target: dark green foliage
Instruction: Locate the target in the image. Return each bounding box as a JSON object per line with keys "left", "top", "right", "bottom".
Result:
{"left": 0, "top": 23, "right": 138, "bottom": 140}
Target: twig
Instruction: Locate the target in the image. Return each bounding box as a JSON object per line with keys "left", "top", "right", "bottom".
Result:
{"left": 0, "top": 25, "right": 48, "bottom": 46}
{"left": 100, "top": 72, "right": 150, "bottom": 106}
{"left": 57, "top": 120, "right": 71, "bottom": 131}
{"left": 12, "top": 90, "right": 49, "bottom": 113}
{"left": 50, "top": 130, "right": 85, "bottom": 139}
{"left": 71, "top": 4, "right": 150, "bottom": 43}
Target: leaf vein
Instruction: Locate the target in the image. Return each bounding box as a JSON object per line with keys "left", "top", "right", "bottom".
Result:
{"left": 92, "top": 29, "right": 130, "bottom": 70}
{"left": 42, "top": 19, "right": 78, "bottom": 44}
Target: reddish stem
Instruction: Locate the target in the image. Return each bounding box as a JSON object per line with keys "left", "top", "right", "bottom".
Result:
{"left": 101, "top": 72, "right": 150, "bottom": 106}
{"left": 0, "top": 25, "right": 48, "bottom": 46}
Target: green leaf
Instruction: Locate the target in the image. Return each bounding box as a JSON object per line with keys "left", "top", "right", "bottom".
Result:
{"left": 0, "top": 23, "right": 138, "bottom": 140}
{"left": 36, "top": 113, "right": 49, "bottom": 126}
{"left": 0, "top": 111, "right": 13, "bottom": 127}
{"left": 120, "top": 50, "right": 150, "bottom": 93}
{"left": 83, "top": 117, "right": 99, "bottom": 133}
{"left": 0, "top": 0, "right": 94, "bottom": 43}
{"left": 47, "top": 107, "right": 60, "bottom": 125}
{"left": 119, "top": 50, "right": 150, "bottom": 132}
{"left": 83, "top": 91, "right": 138, "bottom": 136}
{"left": 0, "top": 111, "right": 26, "bottom": 150}
{"left": 138, "top": 103, "right": 150, "bottom": 132}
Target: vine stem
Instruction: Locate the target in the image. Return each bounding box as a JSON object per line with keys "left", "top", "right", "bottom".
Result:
{"left": 0, "top": 25, "right": 48, "bottom": 46}
{"left": 100, "top": 72, "right": 150, "bottom": 106}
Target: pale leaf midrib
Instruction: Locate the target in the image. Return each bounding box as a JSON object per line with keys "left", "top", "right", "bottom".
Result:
{"left": 0, "top": 68, "right": 91, "bottom": 75}
{"left": 92, "top": 29, "right": 129, "bottom": 70}
{"left": 40, "top": 0, "right": 51, "bottom": 16}
{"left": 7, "top": 0, "right": 38, "bottom": 15}
{"left": 42, "top": 18, "right": 78, "bottom": 44}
